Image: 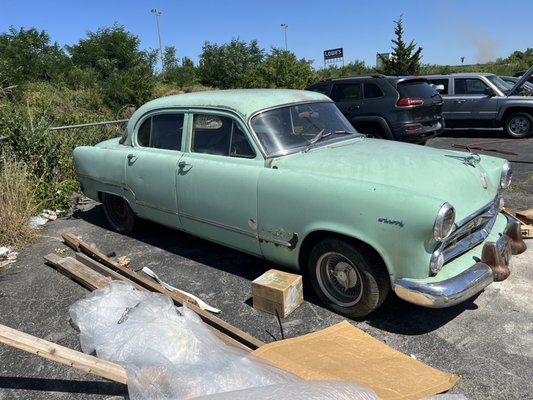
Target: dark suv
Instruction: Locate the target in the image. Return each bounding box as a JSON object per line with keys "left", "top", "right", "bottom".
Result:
{"left": 307, "top": 75, "right": 444, "bottom": 144}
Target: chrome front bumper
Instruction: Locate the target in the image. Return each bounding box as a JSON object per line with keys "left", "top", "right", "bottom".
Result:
{"left": 393, "top": 218, "right": 527, "bottom": 308}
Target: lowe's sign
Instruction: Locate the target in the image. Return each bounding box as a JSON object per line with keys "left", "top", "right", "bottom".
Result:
{"left": 323, "top": 48, "right": 344, "bottom": 60}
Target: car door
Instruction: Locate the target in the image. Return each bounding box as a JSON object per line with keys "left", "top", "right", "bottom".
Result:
{"left": 176, "top": 112, "right": 263, "bottom": 255}
{"left": 125, "top": 112, "right": 185, "bottom": 228}
{"left": 447, "top": 77, "right": 500, "bottom": 127}
{"left": 329, "top": 82, "right": 365, "bottom": 121}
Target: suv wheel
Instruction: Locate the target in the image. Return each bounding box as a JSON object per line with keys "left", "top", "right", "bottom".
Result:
{"left": 504, "top": 112, "right": 533, "bottom": 138}
{"left": 358, "top": 124, "right": 384, "bottom": 139}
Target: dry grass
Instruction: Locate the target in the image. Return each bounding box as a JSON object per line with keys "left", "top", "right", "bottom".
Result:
{"left": 0, "top": 151, "right": 39, "bottom": 249}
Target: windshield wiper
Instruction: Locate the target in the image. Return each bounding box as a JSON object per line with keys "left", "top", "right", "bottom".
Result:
{"left": 304, "top": 130, "right": 354, "bottom": 152}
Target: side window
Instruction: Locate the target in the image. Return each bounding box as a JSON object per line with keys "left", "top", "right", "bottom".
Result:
{"left": 428, "top": 79, "right": 449, "bottom": 95}
{"left": 137, "top": 114, "right": 184, "bottom": 151}
{"left": 363, "top": 83, "right": 384, "bottom": 99}
{"left": 330, "top": 83, "right": 363, "bottom": 102}
{"left": 455, "top": 78, "right": 489, "bottom": 95}
{"left": 308, "top": 84, "right": 329, "bottom": 95}
{"left": 192, "top": 114, "right": 255, "bottom": 158}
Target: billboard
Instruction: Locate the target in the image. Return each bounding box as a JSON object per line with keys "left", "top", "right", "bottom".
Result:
{"left": 324, "top": 48, "right": 344, "bottom": 60}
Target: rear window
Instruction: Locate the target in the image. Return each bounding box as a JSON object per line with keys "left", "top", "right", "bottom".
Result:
{"left": 397, "top": 80, "right": 438, "bottom": 98}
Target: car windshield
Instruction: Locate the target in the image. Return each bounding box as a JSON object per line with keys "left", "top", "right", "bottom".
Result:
{"left": 486, "top": 75, "right": 513, "bottom": 93}
{"left": 251, "top": 102, "right": 359, "bottom": 157}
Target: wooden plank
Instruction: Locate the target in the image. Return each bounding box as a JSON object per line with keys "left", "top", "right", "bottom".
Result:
{"left": 74, "top": 253, "right": 145, "bottom": 291}
{"left": 516, "top": 209, "right": 533, "bottom": 225}
{"left": 45, "top": 254, "right": 111, "bottom": 291}
{"left": 61, "top": 233, "right": 265, "bottom": 350}
{"left": 49, "top": 254, "right": 252, "bottom": 352}
{"left": 0, "top": 323, "right": 127, "bottom": 384}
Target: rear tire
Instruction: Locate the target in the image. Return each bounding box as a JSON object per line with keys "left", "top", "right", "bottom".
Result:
{"left": 101, "top": 193, "right": 137, "bottom": 234}
{"left": 308, "top": 239, "right": 390, "bottom": 318}
{"left": 504, "top": 112, "right": 533, "bottom": 138}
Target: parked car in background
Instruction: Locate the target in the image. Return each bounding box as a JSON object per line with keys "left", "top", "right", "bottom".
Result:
{"left": 73, "top": 89, "right": 526, "bottom": 317}
{"left": 513, "top": 70, "right": 533, "bottom": 84}
{"left": 424, "top": 67, "right": 533, "bottom": 138}
{"left": 500, "top": 76, "right": 533, "bottom": 95}
{"left": 307, "top": 75, "right": 444, "bottom": 144}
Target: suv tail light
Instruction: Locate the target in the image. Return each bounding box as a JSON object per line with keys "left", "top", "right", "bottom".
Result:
{"left": 398, "top": 97, "right": 424, "bottom": 106}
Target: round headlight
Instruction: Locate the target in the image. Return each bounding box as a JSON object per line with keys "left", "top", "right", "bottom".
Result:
{"left": 433, "top": 203, "right": 456, "bottom": 241}
{"left": 500, "top": 161, "right": 512, "bottom": 190}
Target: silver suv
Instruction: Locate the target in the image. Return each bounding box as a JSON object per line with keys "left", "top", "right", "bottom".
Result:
{"left": 423, "top": 66, "right": 533, "bottom": 138}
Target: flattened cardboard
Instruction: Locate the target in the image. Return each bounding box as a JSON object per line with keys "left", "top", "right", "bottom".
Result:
{"left": 252, "top": 321, "right": 460, "bottom": 400}
{"left": 252, "top": 269, "right": 303, "bottom": 318}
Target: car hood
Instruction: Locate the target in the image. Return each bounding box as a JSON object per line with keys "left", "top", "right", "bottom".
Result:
{"left": 508, "top": 65, "right": 533, "bottom": 96}
{"left": 270, "top": 138, "right": 505, "bottom": 219}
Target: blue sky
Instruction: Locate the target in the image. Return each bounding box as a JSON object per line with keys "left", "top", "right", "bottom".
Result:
{"left": 2, "top": 0, "right": 532, "bottom": 70}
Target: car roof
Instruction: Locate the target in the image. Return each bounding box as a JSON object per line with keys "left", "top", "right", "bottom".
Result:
{"left": 424, "top": 73, "right": 496, "bottom": 78}
{"left": 130, "top": 89, "right": 330, "bottom": 123}
{"left": 310, "top": 75, "right": 427, "bottom": 84}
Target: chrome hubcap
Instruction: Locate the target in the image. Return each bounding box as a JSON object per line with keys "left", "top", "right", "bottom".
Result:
{"left": 316, "top": 252, "right": 363, "bottom": 306}
{"left": 510, "top": 117, "right": 530, "bottom": 134}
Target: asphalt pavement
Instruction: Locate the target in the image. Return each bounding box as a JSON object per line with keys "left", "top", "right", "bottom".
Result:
{"left": 1, "top": 130, "right": 532, "bottom": 399}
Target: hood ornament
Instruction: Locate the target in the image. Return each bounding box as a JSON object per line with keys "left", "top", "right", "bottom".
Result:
{"left": 463, "top": 153, "right": 481, "bottom": 167}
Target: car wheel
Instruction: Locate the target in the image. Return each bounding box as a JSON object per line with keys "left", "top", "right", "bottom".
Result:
{"left": 504, "top": 113, "right": 533, "bottom": 138}
{"left": 101, "top": 193, "right": 137, "bottom": 234}
{"left": 308, "top": 239, "right": 390, "bottom": 318}
{"left": 360, "top": 126, "right": 384, "bottom": 139}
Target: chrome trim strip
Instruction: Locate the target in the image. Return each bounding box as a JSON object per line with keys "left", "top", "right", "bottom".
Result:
{"left": 77, "top": 173, "right": 129, "bottom": 192}
{"left": 179, "top": 211, "right": 258, "bottom": 239}
{"left": 179, "top": 212, "right": 296, "bottom": 248}
{"left": 136, "top": 200, "right": 177, "bottom": 215}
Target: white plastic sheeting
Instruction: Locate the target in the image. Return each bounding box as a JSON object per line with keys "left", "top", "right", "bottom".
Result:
{"left": 69, "top": 281, "right": 380, "bottom": 399}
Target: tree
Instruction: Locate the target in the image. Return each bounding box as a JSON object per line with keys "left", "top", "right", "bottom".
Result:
{"left": 0, "top": 27, "right": 69, "bottom": 86}
{"left": 244, "top": 48, "right": 314, "bottom": 89}
{"left": 379, "top": 15, "right": 422, "bottom": 75}
{"left": 198, "top": 38, "right": 264, "bottom": 88}
{"left": 67, "top": 24, "right": 156, "bottom": 108}
{"left": 161, "top": 47, "right": 198, "bottom": 87}
{"left": 316, "top": 61, "right": 374, "bottom": 81}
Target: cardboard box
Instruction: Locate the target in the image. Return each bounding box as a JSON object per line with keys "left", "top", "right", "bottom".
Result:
{"left": 252, "top": 269, "right": 303, "bottom": 318}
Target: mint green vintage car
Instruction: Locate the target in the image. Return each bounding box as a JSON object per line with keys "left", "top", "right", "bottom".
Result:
{"left": 74, "top": 89, "right": 526, "bottom": 317}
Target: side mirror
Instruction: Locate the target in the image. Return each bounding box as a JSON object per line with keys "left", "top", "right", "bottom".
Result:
{"left": 434, "top": 84, "right": 445, "bottom": 93}
{"left": 485, "top": 87, "right": 496, "bottom": 97}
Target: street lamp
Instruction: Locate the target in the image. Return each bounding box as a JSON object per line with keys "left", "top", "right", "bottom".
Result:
{"left": 280, "top": 23, "right": 288, "bottom": 51}
{"left": 151, "top": 8, "right": 164, "bottom": 71}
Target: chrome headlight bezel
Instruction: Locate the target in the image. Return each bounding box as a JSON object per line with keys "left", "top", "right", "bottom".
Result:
{"left": 500, "top": 160, "right": 512, "bottom": 190}
{"left": 433, "top": 202, "right": 456, "bottom": 242}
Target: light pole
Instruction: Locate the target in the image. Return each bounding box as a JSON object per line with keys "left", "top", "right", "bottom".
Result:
{"left": 151, "top": 8, "right": 164, "bottom": 71}
{"left": 280, "top": 23, "right": 288, "bottom": 51}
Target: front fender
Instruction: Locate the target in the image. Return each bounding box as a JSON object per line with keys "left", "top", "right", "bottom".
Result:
{"left": 257, "top": 169, "right": 443, "bottom": 280}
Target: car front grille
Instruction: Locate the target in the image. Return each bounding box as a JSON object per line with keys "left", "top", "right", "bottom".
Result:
{"left": 441, "top": 198, "right": 500, "bottom": 264}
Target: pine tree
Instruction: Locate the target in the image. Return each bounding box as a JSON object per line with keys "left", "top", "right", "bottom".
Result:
{"left": 380, "top": 15, "right": 422, "bottom": 75}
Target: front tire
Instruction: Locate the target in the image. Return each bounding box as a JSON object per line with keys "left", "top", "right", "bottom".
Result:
{"left": 308, "top": 239, "right": 390, "bottom": 318}
{"left": 101, "top": 193, "right": 137, "bottom": 234}
{"left": 504, "top": 112, "right": 533, "bottom": 138}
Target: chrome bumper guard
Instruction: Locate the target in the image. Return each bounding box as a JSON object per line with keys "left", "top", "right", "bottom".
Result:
{"left": 393, "top": 217, "right": 527, "bottom": 308}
